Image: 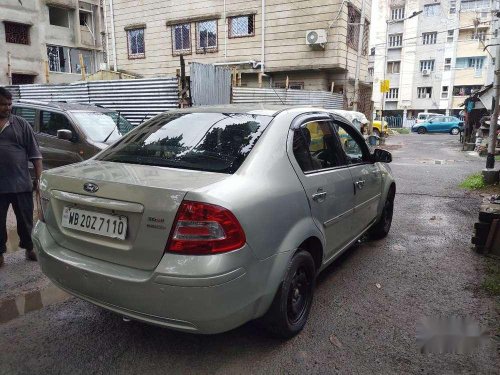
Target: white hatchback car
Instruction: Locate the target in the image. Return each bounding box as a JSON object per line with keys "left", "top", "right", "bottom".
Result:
{"left": 34, "top": 106, "right": 396, "bottom": 338}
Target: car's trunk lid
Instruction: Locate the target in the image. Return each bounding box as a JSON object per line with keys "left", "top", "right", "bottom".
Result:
{"left": 42, "top": 160, "right": 228, "bottom": 270}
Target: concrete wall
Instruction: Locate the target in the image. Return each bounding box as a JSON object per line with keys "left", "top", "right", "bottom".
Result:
{"left": 104, "top": 0, "right": 371, "bottom": 91}
{"left": 0, "top": 0, "right": 105, "bottom": 86}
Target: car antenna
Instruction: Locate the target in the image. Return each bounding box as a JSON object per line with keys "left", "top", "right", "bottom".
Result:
{"left": 270, "top": 84, "right": 286, "bottom": 105}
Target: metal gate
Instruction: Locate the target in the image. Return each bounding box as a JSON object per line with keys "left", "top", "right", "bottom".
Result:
{"left": 190, "top": 63, "right": 231, "bottom": 106}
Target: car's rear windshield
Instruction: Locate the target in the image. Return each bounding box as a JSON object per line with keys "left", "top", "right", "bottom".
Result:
{"left": 96, "top": 112, "right": 273, "bottom": 174}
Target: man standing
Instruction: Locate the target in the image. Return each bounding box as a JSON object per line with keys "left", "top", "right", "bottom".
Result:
{"left": 0, "top": 87, "right": 42, "bottom": 267}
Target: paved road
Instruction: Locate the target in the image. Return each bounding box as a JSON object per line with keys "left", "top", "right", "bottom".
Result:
{"left": 1, "top": 134, "right": 498, "bottom": 375}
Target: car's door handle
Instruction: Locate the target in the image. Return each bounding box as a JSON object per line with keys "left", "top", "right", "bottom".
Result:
{"left": 312, "top": 192, "right": 327, "bottom": 201}
{"left": 355, "top": 180, "right": 365, "bottom": 189}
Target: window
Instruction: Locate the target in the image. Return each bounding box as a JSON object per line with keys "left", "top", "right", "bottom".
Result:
{"left": 420, "top": 60, "right": 435, "bottom": 72}
{"left": 471, "top": 29, "right": 486, "bottom": 41}
{"left": 444, "top": 58, "right": 452, "bottom": 70}
{"left": 441, "top": 86, "right": 449, "bottom": 99}
{"left": 11, "top": 74, "right": 35, "bottom": 85}
{"left": 422, "top": 32, "right": 437, "bottom": 45}
{"left": 332, "top": 122, "right": 368, "bottom": 164}
{"left": 127, "top": 28, "right": 145, "bottom": 59}
{"left": 293, "top": 121, "right": 345, "bottom": 172}
{"left": 4, "top": 22, "right": 30, "bottom": 45}
{"left": 447, "top": 30, "right": 454, "bottom": 43}
{"left": 79, "top": 2, "right": 92, "bottom": 27}
{"left": 386, "top": 88, "right": 399, "bottom": 100}
{"left": 12, "top": 107, "right": 36, "bottom": 127}
{"left": 368, "top": 67, "right": 374, "bottom": 76}
{"left": 273, "top": 82, "right": 304, "bottom": 90}
{"left": 388, "top": 33, "right": 403, "bottom": 48}
{"left": 347, "top": 5, "right": 361, "bottom": 50}
{"left": 391, "top": 7, "right": 405, "bottom": 21}
{"left": 417, "top": 87, "right": 432, "bottom": 99}
{"left": 40, "top": 111, "right": 74, "bottom": 137}
{"left": 172, "top": 24, "right": 191, "bottom": 53}
{"left": 460, "top": 0, "right": 489, "bottom": 11}
{"left": 453, "top": 85, "right": 482, "bottom": 96}
{"left": 387, "top": 61, "right": 401, "bottom": 74}
{"left": 48, "top": 6, "right": 70, "bottom": 27}
{"left": 97, "top": 113, "right": 273, "bottom": 174}
{"left": 455, "top": 57, "right": 485, "bottom": 69}
{"left": 423, "top": 4, "right": 440, "bottom": 16}
{"left": 450, "top": 0, "right": 456, "bottom": 13}
{"left": 229, "top": 15, "right": 254, "bottom": 38}
{"left": 47, "top": 45, "right": 69, "bottom": 72}
{"left": 197, "top": 20, "right": 217, "bottom": 51}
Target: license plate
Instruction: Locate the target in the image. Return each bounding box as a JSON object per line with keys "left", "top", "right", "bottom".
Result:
{"left": 61, "top": 207, "right": 127, "bottom": 240}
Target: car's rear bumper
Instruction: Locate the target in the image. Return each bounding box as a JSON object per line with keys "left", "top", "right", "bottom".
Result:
{"left": 33, "top": 221, "right": 277, "bottom": 334}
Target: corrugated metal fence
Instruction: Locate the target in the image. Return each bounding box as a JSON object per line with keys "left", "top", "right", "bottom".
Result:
{"left": 6, "top": 78, "right": 178, "bottom": 126}
{"left": 232, "top": 87, "right": 344, "bottom": 109}
{"left": 190, "top": 63, "right": 231, "bottom": 106}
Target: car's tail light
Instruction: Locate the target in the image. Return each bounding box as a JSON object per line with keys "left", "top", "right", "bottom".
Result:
{"left": 166, "top": 201, "right": 246, "bottom": 255}
{"left": 38, "top": 196, "right": 50, "bottom": 223}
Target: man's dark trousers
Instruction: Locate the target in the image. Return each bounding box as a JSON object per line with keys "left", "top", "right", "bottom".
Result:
{"left": 0, "top": 192, "right": 34, "bottom": 255}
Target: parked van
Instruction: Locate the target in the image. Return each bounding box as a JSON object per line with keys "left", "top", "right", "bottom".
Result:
{"left": 12, "top": 100, "right": 133, "bottom": 170}
{"left": 416, "top": 112, "right": 440, "bottom": 124}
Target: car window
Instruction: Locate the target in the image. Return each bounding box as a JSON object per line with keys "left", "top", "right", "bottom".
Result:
{"left": 13, "top": 107, "right": 36, "bottom": 128}
{"left": 292, "top": 121, "right": 345, "bottom": 172}
{"left": 97, "top": 112, "right": 272, "bottom": 174}
{"left": 71, "top": 111, "right": 131, "bottom": 142}
{"left": 40, "top": 111, "right": 74, "bottom": 137}
{"left": 332, "top": 121, "right": 369, "bottom": 165}
{"left": 432, "top": 116, "right": 444, "bottom": 122}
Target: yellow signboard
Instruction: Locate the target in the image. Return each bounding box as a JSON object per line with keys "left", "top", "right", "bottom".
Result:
{"left": 380, "top": 80, "right": 390, "bottom": 93}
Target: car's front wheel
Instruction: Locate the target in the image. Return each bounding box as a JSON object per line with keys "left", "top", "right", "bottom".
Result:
{"left": 261, "top": 250, "right": 316, "bottom": 339}
{"left": 450, "top": 127, "right": 459, "bottom": 135}
{"left": 417, "top": 127, "right": 427, "bottom": 134}
{"left": 369, "top": 187, "right": 395, "bottom": 240}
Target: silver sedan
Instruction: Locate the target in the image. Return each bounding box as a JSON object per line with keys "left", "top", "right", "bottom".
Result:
{"left": 33, "top": 106, "right": 395, "bottom": 338}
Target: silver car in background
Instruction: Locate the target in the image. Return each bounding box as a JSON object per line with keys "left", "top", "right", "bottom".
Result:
{"left": 33, "top": 106, "right": 395, "bottom": 338}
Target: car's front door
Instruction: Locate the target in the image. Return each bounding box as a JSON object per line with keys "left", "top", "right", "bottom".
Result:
{"left": 289, "top": 116, "right": 355, "bottom": 258}
{"left": 332, "top": 119, "right": 382, "bottom": 235}
{"left": 37, "top": 110, "right": 84, "bottom": 169}
{"left": 430, "top": 116, "right": 446, "bottom": 132}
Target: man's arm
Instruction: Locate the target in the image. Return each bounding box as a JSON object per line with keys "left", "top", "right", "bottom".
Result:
{"left": 32, "top": 158, "right": 43, "bottom": 191}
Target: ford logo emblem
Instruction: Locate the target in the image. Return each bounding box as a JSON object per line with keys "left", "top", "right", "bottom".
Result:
{"left": 83, "top": 182, "right": 99, "bottom": 193}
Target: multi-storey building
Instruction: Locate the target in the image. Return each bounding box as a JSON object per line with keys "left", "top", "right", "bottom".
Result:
{"left": 102, "top": 0, "right": 372, "bottom": 111}
{"left": 0, "top": 0, "right": 106, "bottom": 85}
{"left": 372, "top": 0, "right": 497, "bottom": 121}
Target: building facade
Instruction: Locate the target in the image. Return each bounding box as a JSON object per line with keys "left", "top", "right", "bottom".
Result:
{"left": 1, "top": 0, "right": 106, "bottom": 85}
{"left": 103, "top": 0, "right": 373, "bottom": 111}
{"left": 372, "top": 0, "right": 497, "bottom": 121}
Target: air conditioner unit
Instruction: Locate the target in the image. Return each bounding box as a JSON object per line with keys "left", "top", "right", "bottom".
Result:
{"left": 421, "top": 69, "right": 431, "bottom": 76}
{"left": 306, "top": 29, "right": 327, "bottom": 47}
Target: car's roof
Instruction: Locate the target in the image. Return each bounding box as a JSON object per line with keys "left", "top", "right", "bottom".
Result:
{"left": 13, "top": 100, "right": 114, "bottom": 113}
{"left": 163, "top": 105, "right": 355, "bottom": 119}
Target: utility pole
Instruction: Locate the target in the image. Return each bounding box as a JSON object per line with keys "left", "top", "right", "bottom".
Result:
{"left": 485, "top": 10, "right": 500, "bottom": 171}
{"left": 352, "top": 0, "right": 366, "bottom": 112}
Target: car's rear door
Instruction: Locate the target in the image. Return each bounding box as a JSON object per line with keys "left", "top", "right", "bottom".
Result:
{"left": 37, "top": 110, "right": 84, "bottom": 169}
{"left": 331, "top": 118, "right": 382, "bottom": 235}
{"left": 289, "top": 114, "right": 355, "bottom": 259}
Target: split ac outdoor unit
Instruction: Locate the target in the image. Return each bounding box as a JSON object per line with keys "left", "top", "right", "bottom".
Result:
{"left": 421, "top": 69, "right": 431, "bottom": 76}
{"left": 306, "top": 29, "right": 327, "bottom": 46}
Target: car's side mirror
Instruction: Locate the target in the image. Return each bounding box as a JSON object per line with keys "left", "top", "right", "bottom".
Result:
{"left": 57, "top": 129, "right": 74, "bottom": 141}
{"left": 372, "top": 148, "right": 392, "bottom": 163}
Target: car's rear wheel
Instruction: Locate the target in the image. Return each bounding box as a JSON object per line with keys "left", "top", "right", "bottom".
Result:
{"left": 417, "top": 127, "right": 427, "bottom": 134}
{"left": 450, "top": 127, "right": 459, "bottom": 135}
{"left": 369, "top": 187, "right": 395, "bottom": 240}
{"left": 261, "top": 250, "right": 316, "bottom": 339}
{"left": 373, "top": 128, "right": 381, "bottom": 137}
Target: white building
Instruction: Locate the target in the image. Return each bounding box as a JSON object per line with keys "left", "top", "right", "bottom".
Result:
{"left": 371, "top": 0, "right": 497, "bottom": 122}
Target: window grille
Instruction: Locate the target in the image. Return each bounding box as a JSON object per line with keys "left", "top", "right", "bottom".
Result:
{"left": 386, "top": 88, "right": 399, "bottom": 100}
{"left": 388, "top": 33, "right": 403, "bottom": 48}
{"left": 127, "top": 28, "right": 145, "bottom": 58}
{"left": 391, "top": 7, "right": 405, "bottom": 20}
{"left": 417, "top": 87, "right": 432, "bottom": 99}
{"left": 4, "top": 22, "right": 30, "bottom": 45}
{"left": 197, "top": 20, "right": 217, "bottom": 51}
{"left": 229, "top": 15, "right": 254, "bottom": 38}
{"left": 347, "top": 5, "right": 361, "bottom": 50}
{"left": 422, "top": 32, "right": 437, "bottom": 45}
{"left": 420, "top": 60, "right": 435, "bottom": 71}
{"left": 173, "top": 24, "right": 191, "bottom": 53}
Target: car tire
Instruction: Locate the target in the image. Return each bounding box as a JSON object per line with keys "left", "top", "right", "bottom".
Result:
{"left": 261, "top": 250, "right": 316, "bottom": 339}
{"left": 450, "top": 127, "right": 459, "bottom": 135}
{"left": 373, "top": 129, "right": 381, "bottom": 137}
{"left": 417, "top": 127, "right": 427, "bottom": 134}
{"left": 369, "top": 187, "right": 395, "bottom": 240}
